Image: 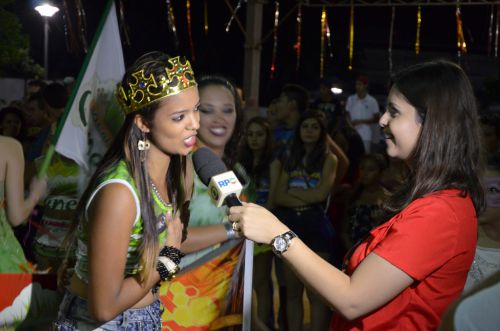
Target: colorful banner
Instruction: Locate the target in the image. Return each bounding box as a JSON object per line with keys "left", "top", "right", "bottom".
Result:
{"left": 160, "top": 240, "right": 245, "bottom": 330}
{"left": 0, "top": 274, "right": 59, "bottom": 329}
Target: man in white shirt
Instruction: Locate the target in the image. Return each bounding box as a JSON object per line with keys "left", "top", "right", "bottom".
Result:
{"left": 345, "top": 75, "right": 380, "bottom": 153}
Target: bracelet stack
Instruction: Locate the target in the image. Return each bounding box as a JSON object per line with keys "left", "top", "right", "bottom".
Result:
{"left": 152, "top": 246, "right": 184, "bottom": 294}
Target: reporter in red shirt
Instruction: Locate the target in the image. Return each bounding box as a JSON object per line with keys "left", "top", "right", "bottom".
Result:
{"left": 229, "top": 60, "right": 484, "bottom": 331}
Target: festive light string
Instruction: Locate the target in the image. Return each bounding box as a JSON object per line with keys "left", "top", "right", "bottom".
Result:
{"left": 295, "top": 4, "right": 302, "bottom": 72}
{"left": 320, "top": 6, "right": 326, "bottom": 78}
{"left": 326, "top": 14, "right": 334, "bottom": 60}
{"left": 270, "top": 0, "right": 280, "bottom": 79}
{"left": 456, "top": 5, "right": 467, "bottom": 56}
{"left": 389, "top": 6, "right": 395, "bottom": 75}
{"left": 186, "top": 0, "right": 195, "bottom": 61}
{"left": 348, "top": 4, "right": 354, "bottom": 70}
{"left": 75, "top": 0, "right": 88, "bottom": 53}
{"left": 166, "top": 0, "right": 179, "bottom": 51}
{"left": 204, "top": 0, "right": 208, "bottom": 35}
{"left": 118, "top": 0, "right": 131, "bottom": 45}
{"left": 225, "top": 0, "right": 244, "bottom": 32}
{"left": 62, "top": 0, "right": 78, "bottom": 54}
{"left": 495, "top": 5, "right": 499, "bottom": 57}
{"left": 415, "top": 5, "right": 421, "bottom": 55}
{"left": 488, "top": 5, "right": 494, "bottom": 56}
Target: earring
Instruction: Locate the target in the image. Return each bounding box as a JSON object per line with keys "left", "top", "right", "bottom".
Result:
{"left": 138, "top": 131, "right": 150, "bottom": 162}
{"left": 138, "top": 140, "right": 151, "bottom": 151}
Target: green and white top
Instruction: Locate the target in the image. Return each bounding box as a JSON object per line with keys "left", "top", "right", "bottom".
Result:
{"left": 0, "top": 180, "right": 30, "bottom": 273}
{"left": 74, "top": 160, "right": 172, "bottom": 283}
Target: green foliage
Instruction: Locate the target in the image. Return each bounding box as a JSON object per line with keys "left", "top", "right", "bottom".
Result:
{"left": 0, "top": 1, "right": 44, "bottom": 78}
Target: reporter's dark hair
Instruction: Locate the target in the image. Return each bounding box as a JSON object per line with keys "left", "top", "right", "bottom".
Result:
{"left": 385, "top": 60, "right": 485, "bottom": 216}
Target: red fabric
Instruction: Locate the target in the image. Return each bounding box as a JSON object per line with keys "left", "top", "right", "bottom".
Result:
{"left": 330, "top": 189, "right": 477, "bottom": 331}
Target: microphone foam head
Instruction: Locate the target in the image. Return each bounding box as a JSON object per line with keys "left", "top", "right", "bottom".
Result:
{"left": 192, "top": 147, "right": 227, "bottom": 186}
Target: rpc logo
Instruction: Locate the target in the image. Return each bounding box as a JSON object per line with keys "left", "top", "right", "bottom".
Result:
{"left": 217, "top": 178, "right": 237, "bottom": 187}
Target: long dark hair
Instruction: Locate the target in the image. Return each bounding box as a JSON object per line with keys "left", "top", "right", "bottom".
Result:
{"left": 0, "top": 106, "right": 27, "bottom": 141}
{"left": 385, "top": 60, "right": 484, "bottom": 216}
{"left": 284, "top": 110, "right": 328, "bottom": 174}
{"left": 197, "top": 74, "right": 243, "bottom": 169}
{"left": 238, "top": 116, "right": 274, "bottom": 185}
{"left": 66, "top": 52, "right": 189, "bottom": 283}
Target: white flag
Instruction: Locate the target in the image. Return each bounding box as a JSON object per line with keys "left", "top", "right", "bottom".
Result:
{"left": 55, "top": 0, "right": 125, "bottom": 180}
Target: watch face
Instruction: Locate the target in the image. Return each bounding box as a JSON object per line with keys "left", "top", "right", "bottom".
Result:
{"left": 273, "top": 237, "right": 287, "bottom": 252}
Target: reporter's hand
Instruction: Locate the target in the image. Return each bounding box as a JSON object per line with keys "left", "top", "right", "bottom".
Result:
{"left": 228, "top": 203, "right": 289, "bottom": 244}
{"left": 165, "top": 209, "right": 184, "bottom": 249}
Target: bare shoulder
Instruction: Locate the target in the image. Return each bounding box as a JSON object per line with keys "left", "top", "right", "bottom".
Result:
{"left": 0, "top": 136, "right": 23, "bottom": 165}
{"left": 325, "top": 152, "right": 338, "bottom": 166}
{"left": 0, "top": 136, "right": 22, "bottom": 152}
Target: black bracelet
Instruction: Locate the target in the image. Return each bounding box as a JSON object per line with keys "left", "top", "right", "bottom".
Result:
{"left": 159, "top": 246, "right": 185, "bottom": 265}
{"left": 157, "top": 259, "right": 171, "bottom": 282}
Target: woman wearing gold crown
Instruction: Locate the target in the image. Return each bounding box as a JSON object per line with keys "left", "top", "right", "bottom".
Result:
{"left": 53, "top": 51, "right": 200, "bottom": 330}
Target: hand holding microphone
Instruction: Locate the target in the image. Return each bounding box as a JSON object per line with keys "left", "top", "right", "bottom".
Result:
{"left": 193, "top": 147, "right": 289, "bottom": 243}
{"left": 192, "top": 147, "right": 243, "bottom": 208}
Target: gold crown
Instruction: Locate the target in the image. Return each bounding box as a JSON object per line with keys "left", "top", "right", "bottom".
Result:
{"left": 117, "top": 56, "right": 197, "bottom": 114}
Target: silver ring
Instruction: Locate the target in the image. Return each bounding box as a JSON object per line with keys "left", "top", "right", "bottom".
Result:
{"left": 232, "top": 221, "right": 240, "bottom": 232}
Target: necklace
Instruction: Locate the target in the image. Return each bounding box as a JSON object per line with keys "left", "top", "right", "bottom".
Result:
{"left": 150, "top": 180, "right": 171, "bottom": 208}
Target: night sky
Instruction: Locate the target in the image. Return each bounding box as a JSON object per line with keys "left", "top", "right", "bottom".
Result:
{"left": 8, "top": 1, "right": 497, "bottom": 102}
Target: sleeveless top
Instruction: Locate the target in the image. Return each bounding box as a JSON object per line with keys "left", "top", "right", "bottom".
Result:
{"left": 74, "top": 160, "right": 172, "bottom": 283}
{"left": 0, "top": 180, "right": 30, "bottom": 273}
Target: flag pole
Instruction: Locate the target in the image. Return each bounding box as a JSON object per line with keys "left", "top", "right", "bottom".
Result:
{"left": 37, "top": 0, "right": 116, "bottom": 178}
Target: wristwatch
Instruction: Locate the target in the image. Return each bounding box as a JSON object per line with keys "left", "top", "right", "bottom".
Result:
{"left": 271, "top": 230, "right": 297, "bottom": 257}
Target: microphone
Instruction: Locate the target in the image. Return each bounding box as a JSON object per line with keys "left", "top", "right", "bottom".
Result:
{"left": 193, "top": 147, "right": 243, "bottom": 208}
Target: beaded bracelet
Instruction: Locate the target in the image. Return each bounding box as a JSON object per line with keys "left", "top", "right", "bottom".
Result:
{"left": 159, "top": 246, "right": 185, "bottom": 265}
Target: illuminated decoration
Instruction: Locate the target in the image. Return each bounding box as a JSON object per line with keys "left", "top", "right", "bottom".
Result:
{"left": 294, "top": 4, "right": 302, "bottom": 71}
{"left": 116, "top": 56, "right": 197, "bottom": 114}
{"left": 186, "top": 0, "right": 195, "bottom": 61}
{"left": 348, "top": 3, "right": 354, "bottom": 70}
{"left": 166, "top": 0, "right": 179, "bottom": 51}
{"left": 118, "top": 0, "right": 131, "bottom": 45}
{"left": 75, "top": 0, "right": 88, "bottom": 53}
{"left": 326, "top": 14, "right": 334, "bottom": 60}
{"left": 388, "top": 6, "right": 395, "bottom": 74}
{"left": 456, "top": 5, "right": 467, "bottom": 56}
{"left": 225, "top": 0, "right": 244, "bottom": 32}
{"left": 415, "top": 5, "right": 422, "bottom": 55}
{"left": 320, "top": 6, "right": 326, "bottom": 78}
{"left": 495, "top": 5, "right": 499, "bottom": 57}
{"left": 488, "top": 5, "right": 494, "bottom": 56}
{"left": 204, "top": 0, "right": 208, "bottom": 35}
{"left": 270, "top": 1, "right": 280, "bottom": 79}
{"left": 61, "top": 0, "right": 78, "bottom": 54}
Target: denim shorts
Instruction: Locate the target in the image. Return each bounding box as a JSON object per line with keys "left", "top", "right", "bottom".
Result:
{"left": 53, "top": 290, "right": 162, "bottom": 331}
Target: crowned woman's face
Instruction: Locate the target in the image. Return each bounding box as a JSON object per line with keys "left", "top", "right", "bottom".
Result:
{"left": 148, "top": 87, "right": 200, "bottom": 156}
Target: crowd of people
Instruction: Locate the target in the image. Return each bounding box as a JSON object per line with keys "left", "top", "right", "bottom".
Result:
{"left": 1, "top": 54, "right": 499, "bottom": 331}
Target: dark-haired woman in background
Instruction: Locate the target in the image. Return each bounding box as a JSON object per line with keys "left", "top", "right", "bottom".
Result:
{"left": 271, "top": 110, "right": 337, "bottom": 331}
{"left": 238, "top": 116, "right": 280, "bottom": 330}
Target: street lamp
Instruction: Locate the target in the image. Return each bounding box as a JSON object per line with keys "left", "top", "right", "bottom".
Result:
{"left": 35, "top": 3, "right": 59, "bottom": 80}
